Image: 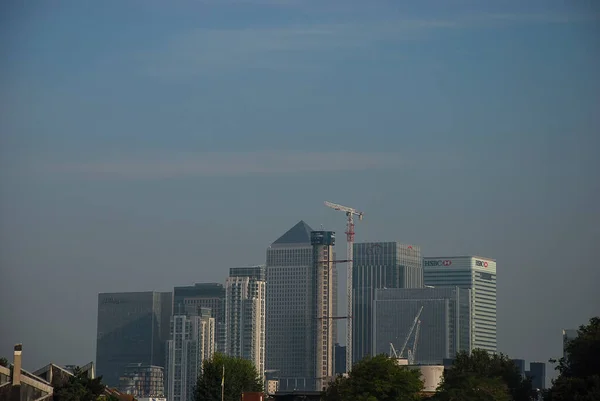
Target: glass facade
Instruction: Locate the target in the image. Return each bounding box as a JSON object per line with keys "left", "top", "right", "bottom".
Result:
{"left": 96, "top": 291, "right": 172, "bottom": 388}
{"left": 528, "top": 362, "right": 546, "bottom": 390}
{"left": 373, "top": 287, "right": 471, "bottom": 364}
{"left": 423, "top": 256, "right": 497, "bottom": 353}
{"left": 353, "top": 242, "right": 423, "bottom": 363}
{"left": 265, "top": 221, "right": 316, "bottom": 391}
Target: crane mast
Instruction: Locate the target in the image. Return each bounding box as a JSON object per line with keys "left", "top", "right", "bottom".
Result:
{"left": 407, "top": 319, "right": 421, "bottom": 365}
{"left": 324, "top": 201, "right": 363, "bottom": 372}
{"left": 399, "top": 306, "right": 424, "bottom": 359}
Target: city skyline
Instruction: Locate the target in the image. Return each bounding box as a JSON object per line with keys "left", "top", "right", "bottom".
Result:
{"left": 1, "top": 0, "right": 598, "bottom": 384}
{"left": 3, "top": 217, "right": 597, "bottom": 372}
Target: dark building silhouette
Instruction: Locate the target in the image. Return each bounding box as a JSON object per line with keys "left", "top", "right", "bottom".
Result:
{"left": 96, "top": 291, "right": 172, "bottom": 387}
{"left": 512, "top": 359, "right": 526, "bottom": 376}
{"left": 334, "top": 344, "right": 346, "bottom": 375}
{"left": 527, "top": 362, "right": 546, "bottom": 390}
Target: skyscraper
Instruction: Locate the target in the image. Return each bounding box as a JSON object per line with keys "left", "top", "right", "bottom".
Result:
{"left": 96, "top": 291, "right": 172, "bottom": 387}
{"left": 311, "top": 230, "right": 336, "bottom": 391}
{"left": 423, "top": 256, "right": 497, "bottom": 352}
{"left": 265, "top": 220, "right": 316, "bottom": 391}
{"left": 528, "top": 362, "right": 546, "bottom": 390}
{"left": 173, "top": 283, "right": 226, "bottom": 353}
{"left": 562, "top": 329, "right": 578, "bottom": 358}
{"left": 373, "top": 287, "right": 471, "bottom": 364}
{"left": 225, "top": 266, "right": 266, "bottom": 378}
{"left": 353, "top": 242, "right": 423, "bottom": 363}
{"left": 165, "top": 307, "right": 215, "bottom": 401}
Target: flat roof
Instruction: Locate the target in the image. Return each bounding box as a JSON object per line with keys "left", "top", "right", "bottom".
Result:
{"left": 424, "top": 255, "right": 496, "bottom": 262}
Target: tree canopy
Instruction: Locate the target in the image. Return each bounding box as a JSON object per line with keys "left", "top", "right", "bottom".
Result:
{"left": 194, "top": 353, "right": 263, "bottom": 401}
{"left": 0, "top": 357, "right": 8, "bottom": 367}
{"left": 434, "top": 374, "right": 510, "bottom": 401}
{"left": 53, "top": 367, "right": 108, "bottom": 401}
{"left": 323, "top": 354, "right": 424, "bottom": 401}
{"left": 545, "top": 317, "right": 600, "bottom": 401}
{"left": 433, "top": 349, "right": 535, "bottom": 401}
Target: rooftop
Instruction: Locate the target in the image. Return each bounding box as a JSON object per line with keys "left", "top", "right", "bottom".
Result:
{"left": 272, "top": 220, "right": 314, "bottom": 245}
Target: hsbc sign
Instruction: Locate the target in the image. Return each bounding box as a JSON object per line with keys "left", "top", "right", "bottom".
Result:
{"left": 475, "top": 260, "right": 489, "bottom": 268}
{"left": 424, "top": 260, "right": 452, "bottom": 267}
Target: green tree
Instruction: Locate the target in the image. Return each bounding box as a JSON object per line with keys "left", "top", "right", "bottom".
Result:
{"left": 0, "top": 357, "right": 8, "bottom": 367}
{"left": 194, "top": 353, "right": 263, "bottom": 401}
{"left": 53, "top": 367, "right": 107, "bottom": 401}
{"left": 433, "top": 373, "right": 511, "bottom": 401}
{"left": 433, "top": 349, "right": 535, "bottom": 401}
{"left": 323, "top": 354, "right": 424, "bottom": 401}
{"left": 545, "top": 317, "right": 600, "bottom": 401}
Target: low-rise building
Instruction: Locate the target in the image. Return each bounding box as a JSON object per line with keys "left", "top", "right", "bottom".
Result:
{"left": 119, "top": 363, "right": 164, "bottom": 398}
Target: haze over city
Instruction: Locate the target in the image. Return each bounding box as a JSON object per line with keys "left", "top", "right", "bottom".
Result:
{"left": 0, "top": 0, "right": 598, "bottom": 381}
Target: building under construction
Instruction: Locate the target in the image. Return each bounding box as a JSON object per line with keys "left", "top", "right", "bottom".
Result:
{"left": 310, "top": 231, "right": 336, "bottom": 391}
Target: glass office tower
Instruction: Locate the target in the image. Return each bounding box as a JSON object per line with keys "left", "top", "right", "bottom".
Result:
{"left": 353, "top": 242, "right": 423, "bottom": 363}
{"left": 96, "top": 291, "right": 172, "bottom": 387}
{"left": 424, "top": 256, "right": 497, "bottom": 352}
{"left": 265, "top": 220, "right": 316, "bottom": 391}
{"left": 373, "top": 287, "right": 471, "bottom": 364}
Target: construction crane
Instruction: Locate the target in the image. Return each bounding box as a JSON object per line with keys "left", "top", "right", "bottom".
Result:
{"left": 407, "top": 319, "right": 421, "bottom": 365}
{"left": 399, "top": 306, "right": 424, "bottom": 361}
{"left": 324, "top": 201, "right": 364, "bottom": 372}
{"left": 390, "top": 342, "right": 400, "bottom": 358}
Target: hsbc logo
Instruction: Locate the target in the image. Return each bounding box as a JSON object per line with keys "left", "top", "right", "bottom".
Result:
{"left": 424, "top": 260, "right": 452, "bottom": 267}
{"left": 475, "top": 260, "right": 489, "bottom": 268}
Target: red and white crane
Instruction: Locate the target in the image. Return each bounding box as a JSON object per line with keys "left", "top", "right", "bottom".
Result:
{"left": 324, "top": 200, "right": 364, "bottom": 372}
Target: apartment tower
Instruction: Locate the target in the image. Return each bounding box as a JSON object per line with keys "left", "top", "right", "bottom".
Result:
{"left": 173, "top": 283, "right": 226, "bottom": 353}
{"left": 225, "top": 266, "right": 266, "bottom": 378}
{"left": 165, "top": 307, "right": 215, "bottom": 401}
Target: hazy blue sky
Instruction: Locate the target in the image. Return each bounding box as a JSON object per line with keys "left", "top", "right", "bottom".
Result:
{"left": 1, "top": 0, "right": 599, "bottom": 375}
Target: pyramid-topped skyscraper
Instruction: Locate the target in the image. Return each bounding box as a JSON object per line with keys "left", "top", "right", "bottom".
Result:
{"left": 271, "top": 220, "right": 313, "bottom": 245}
{"left": 265, "top": 221, "right": 323, "bottom": 391}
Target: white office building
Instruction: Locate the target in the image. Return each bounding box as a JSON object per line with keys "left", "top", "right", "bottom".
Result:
{"left": 423, "top": 256, "right": 497, "bottom": 352}
{"left": 166, "top": 308, "right": 215, "bottom": 401}
{"left": 225, "top": 266, "right": 266, "bottom": 379}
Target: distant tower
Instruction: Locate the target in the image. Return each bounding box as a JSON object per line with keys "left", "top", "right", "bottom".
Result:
{"left": 424, "top": 256, "right": 497, "bottom": 352}
{"left": 311, "top": 230, "right": 336, "bottom": 391}
{"left": 96, "top": 291, "right": 172, "bottom": 387}
{"left": 165, "top": 308, "right": 215, "bottom": 401}
{"left": 353, "top": 242, "right": 423, "bottom": 363}
{"left": 173, "top": 283, "right": 226, "bottom": 354}
{"left": 265, "top": 220, "right": 316, "bottom": 390}
{"left": 225, "top": 266, "right": 266, "bottom": 379}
